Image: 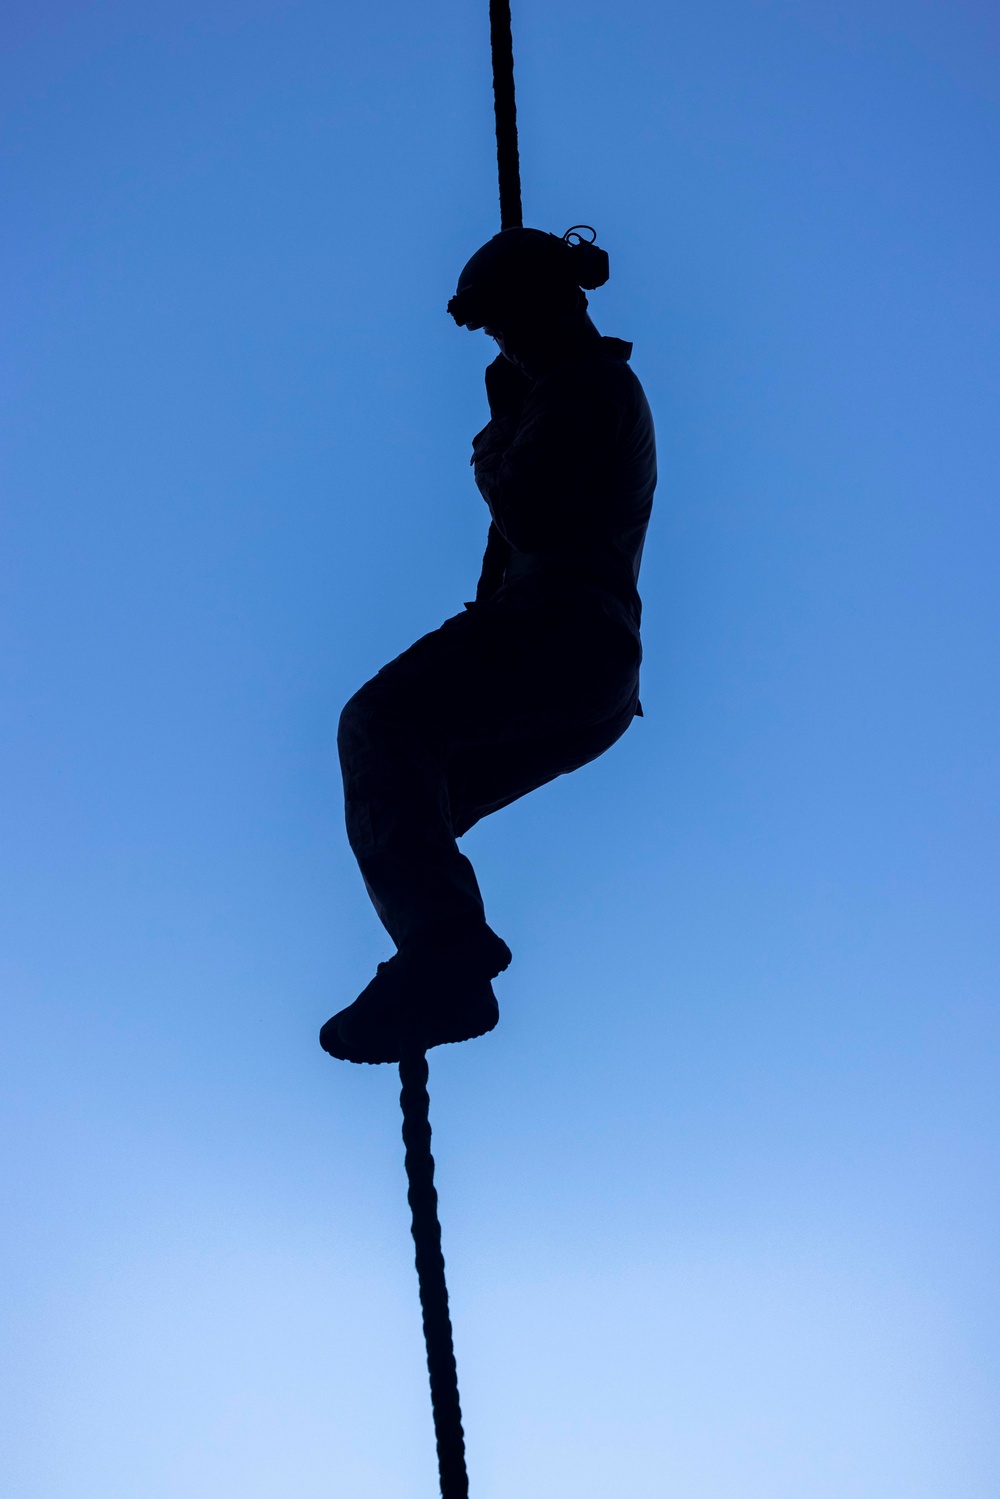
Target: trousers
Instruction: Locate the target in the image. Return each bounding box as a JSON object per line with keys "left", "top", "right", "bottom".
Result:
{"left": 338, "top": 590, "right": 641, "bottom": 950}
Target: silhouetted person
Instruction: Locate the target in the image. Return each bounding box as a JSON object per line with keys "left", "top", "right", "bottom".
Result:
{"left": 321, "top": 227, "right": 656, "bottom": 1063}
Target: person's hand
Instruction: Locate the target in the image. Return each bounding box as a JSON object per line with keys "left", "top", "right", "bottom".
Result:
{"left": 484, "top": 354, "right": 532, "bottom": 419}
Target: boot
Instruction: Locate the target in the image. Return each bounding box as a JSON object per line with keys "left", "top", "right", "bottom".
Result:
{"left": 319, "top": 922, "right": 511, "bottom": 1065}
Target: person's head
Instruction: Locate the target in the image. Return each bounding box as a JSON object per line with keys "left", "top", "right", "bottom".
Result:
{"left": 448, "top": 226, "right": 609, "bottom": 372}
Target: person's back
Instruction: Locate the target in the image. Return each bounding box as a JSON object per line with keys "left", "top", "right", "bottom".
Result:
{"left": 320, "top": 226, "right": 656, "bottom": 1066}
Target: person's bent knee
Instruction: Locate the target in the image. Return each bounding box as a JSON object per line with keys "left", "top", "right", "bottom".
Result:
{"left": 338, "top": 681, "right": 381, "bottom": 763}
{"left": 338, "top": 675, "right": 416, "bottom": 768}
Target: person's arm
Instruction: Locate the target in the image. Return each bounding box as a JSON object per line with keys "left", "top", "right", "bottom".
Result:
{"left": 469, "top": 355, "right": 531, "bottom": 475}
{"left": 466, "top": 357, "right": 528, "bottom": 602}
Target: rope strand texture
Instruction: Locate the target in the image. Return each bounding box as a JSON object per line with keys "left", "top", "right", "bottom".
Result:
{"left": 399, "top": 1045, "right": 470, "bottom": 1499}
{"left": 489, "top": 0, "right": 522, "bottom": 229}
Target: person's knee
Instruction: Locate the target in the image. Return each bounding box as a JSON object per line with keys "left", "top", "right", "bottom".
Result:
{"left": 338, "top": 675, "right": 414, "bottom": 766}
{"left": 338, "top": 684, "right": 367, "bottom": 736}
{"left": 338, "top": 682, "right": 379, "bottom": 763}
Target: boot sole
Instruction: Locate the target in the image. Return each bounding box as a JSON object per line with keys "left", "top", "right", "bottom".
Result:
{"left": 320, "top": 990, "right": 499, "bottom": 1066}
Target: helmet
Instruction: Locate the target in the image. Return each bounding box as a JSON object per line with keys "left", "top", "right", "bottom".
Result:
{"left": 447, "top": 225, "right": 610, "bottom": 329}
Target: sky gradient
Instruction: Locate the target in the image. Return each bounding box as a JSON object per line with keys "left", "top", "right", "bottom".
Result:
{"left": 3, "top": 1, "right": 999, "bottom": 1495}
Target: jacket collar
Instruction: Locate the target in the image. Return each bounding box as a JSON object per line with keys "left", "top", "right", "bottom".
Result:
{"left": 599, "top": 335, "right": 633, "bottom": 361}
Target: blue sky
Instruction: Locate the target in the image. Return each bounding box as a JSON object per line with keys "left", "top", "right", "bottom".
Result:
{"left": 2, "top": 1, "right": 998, "bottom": 1495}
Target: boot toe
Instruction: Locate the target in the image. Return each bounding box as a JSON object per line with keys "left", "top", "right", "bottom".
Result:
{"left": 337, "top": 1004, "right": 404, "bottom": 1064}
{"left": 319, "top": 1003, "right": 401, "bottom": 1065}
{"left": 319, "top": 1010, "right": 364, "bottom": 1062}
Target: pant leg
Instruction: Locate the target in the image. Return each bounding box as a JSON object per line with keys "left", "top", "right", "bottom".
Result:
{"left": 337, "top": 676, "right": 489, "bottom": 947}
{"left": 447, "top": 694, "right": 639, "bottom": 838}
{"left": 338, "top": 598, "right": 640, "bottom": 949}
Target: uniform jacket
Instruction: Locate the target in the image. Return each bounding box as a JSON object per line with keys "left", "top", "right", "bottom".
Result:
{"left": 470, "top": 326, "right": 656, "bottom": 637}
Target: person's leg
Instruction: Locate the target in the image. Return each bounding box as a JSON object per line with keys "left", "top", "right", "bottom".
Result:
{"left": 337, "top": 671, "right": 489, "bottom": 953}
{"left": 339, "top": 599, "right": 638, "bottom": 949}
{"left": 324, "top": 599, "right": 639, "bottom": 1061}
{"left": 447, "top": 692, "right": 639, "bottom": 839}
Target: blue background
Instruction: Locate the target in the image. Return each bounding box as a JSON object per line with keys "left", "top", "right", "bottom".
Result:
{"left": 3, "top": 1, "right": 998, "bottom": 1494}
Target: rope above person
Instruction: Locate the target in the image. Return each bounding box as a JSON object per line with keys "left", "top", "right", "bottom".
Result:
{"left": 489, "top": 0, "right": 522, "bottom": 229}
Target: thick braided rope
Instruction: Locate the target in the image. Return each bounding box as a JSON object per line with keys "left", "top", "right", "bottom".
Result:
{"left": 395, "top": 15, "right": 521, "bottom": 1497}
{"left": 489, "top": 0, "right": 522, "bottom": 229}
{"left": 399, "top": 1044, "right": 470, "bottom": 1499}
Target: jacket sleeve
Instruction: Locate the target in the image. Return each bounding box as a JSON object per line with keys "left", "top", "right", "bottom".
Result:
{"left": 471, "top": 365, "right": 621, "bottom": 555}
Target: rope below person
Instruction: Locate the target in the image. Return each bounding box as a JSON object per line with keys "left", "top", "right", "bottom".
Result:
{"left": 399, "top": 1043, "right": 469, "bottom": 1498}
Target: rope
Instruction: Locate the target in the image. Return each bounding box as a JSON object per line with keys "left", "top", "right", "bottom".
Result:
{"left": 399, "top": 1043, "right": 470, "bottom": 1499}
{"left": 489, "top": 0, "right": 522, "bottom": 229}
{"left": 395, "top": 13, "right": 523, "bottom": 1495}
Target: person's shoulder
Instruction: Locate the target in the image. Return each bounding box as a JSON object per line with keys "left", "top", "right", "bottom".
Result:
{"left": 595, "top": 341, "right": 652, "bottom": 416}
{"left": 580, "top": 340, "right": 650, "bottom": 413}
{"left": 527, "top": 364, "right": 620, "bottom": 437}
{"left": 586, "top": 337, "right": 644, "bottom": 389}
{"left": 540, "top": 339, "right": 632, "bottom": 392}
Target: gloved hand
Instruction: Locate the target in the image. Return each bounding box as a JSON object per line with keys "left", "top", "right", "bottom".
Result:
{"left": 484, "top": 353, "right": 533, "bottom": 420}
